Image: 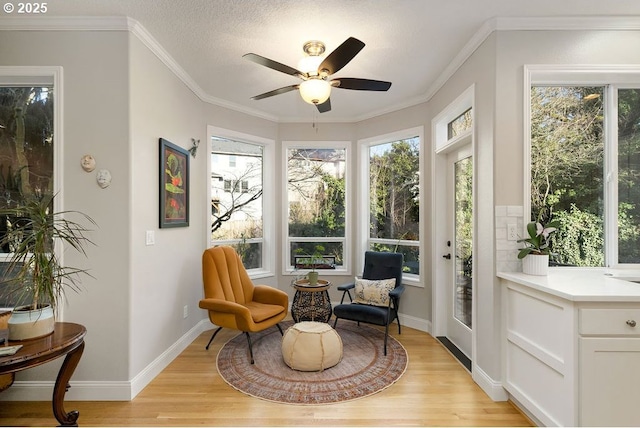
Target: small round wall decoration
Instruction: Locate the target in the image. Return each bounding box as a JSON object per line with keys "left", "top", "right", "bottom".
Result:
{"left": 81, "top": 154, "right": 96, "bottom": 172}
{"left": 96, "top": 169, "right": 112, "bottom": 189}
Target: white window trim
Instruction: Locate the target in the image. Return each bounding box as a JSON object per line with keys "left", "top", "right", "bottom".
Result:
{"left": 358, "top": 126, "right": 424, "bottom": 287}
{"left": 524, "top": 64, "right": 640, "bottom": 268}
{"left": 0, "top": 67, "right": 63, "bottom": 252}
{"left": 0, "top": 66, "right": 63, "bottom": 311}
{"left": 207, "top": 126, "right": 275, "bottom": 278}
{"left": 282, "top": 140, "right": 352, "bottom": 276}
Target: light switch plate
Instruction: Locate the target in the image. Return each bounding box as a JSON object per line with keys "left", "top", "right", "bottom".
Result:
{"left": 145, "top": 230, "right": 155, "bottom": 246}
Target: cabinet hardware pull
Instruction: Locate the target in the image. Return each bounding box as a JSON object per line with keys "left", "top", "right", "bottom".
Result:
{"left": 626, "top": 319, "right": 637, "bottom": 327}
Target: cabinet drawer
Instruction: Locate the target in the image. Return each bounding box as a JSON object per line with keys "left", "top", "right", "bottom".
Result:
{"left": 580, "top": 308, "right": 640, "bottom": 335}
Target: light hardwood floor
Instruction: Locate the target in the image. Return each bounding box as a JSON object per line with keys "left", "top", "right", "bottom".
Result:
{"left": 0, "top": 322, "right": 532, "bottom": 426}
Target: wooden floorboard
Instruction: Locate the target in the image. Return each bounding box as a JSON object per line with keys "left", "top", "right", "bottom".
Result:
{"left": 0, "top": 321, "right": 533, "bottom": 427}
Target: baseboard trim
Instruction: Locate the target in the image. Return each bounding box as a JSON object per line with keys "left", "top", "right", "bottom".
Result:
{"left": 0, "top": 319, "right": 211, "bottom": 401}
{"left": 472, "top": 363, "right": 509, "bottom": 402}
{"left": 130, "top": 319, "right": 210, "bottom": 399}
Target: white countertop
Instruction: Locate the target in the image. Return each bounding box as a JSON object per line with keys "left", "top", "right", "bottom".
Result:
{"left": 497, "top": 267, "right": 640, "bottom": 302}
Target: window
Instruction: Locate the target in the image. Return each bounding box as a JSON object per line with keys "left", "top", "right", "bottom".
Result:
{"left": 528, "top": 67, "right": 640, "bottom": 267}
{"left": 362, "top": 132, "right": 421, "bottom": 279}
{"left": 284, "top": 142, "right": 349, "bottom": 274}
{"left": 0, "top": 67, "right": 60, "bottom": 308}
{"left": 448, "top": 108, "right": 472, "bottom": 139}
{"left": 210, "top": 135, "right": 267, "bottom": 271}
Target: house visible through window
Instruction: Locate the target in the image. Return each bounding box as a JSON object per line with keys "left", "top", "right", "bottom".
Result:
{"left": 211, "top": 137, "right": 264, "bottom": 270}
{"left": 285, "top": 144, "right": 348, "bottom": 273}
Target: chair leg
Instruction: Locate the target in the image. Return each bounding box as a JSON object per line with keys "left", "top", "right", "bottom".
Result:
{"left": 245, "top": 332, "right": 255, "bottom": 364}
{"left": 396, "top": 315, "right": 402, "bottom": 334}
{"left": 276, "top": 323, "right": 284, "bottom": 336}
{"left": 205, "top": 326, "right": 223, "bottom": 350}
{"left": 333, "top": 317, "right": 338, "bottom": 329}
{"left": 384, "top": 323, "right": 389, "bottom": 356}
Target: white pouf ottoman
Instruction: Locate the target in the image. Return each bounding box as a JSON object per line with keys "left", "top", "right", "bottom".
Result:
{"left": 281, "top": 321, "right": 343, "bottom": 371}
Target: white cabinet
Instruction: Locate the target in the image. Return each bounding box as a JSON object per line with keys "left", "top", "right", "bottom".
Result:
{"left": 501, "top": 277, "right": 640, "bottom": 426}
{"left": 579, "top": 308, "right": 640, "bottom": 426}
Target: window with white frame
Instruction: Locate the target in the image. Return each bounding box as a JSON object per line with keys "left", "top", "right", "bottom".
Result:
{"left": 361, "top": 130, "right": 421, "bottom": 280}
{"left": 284, "top": 142, "right": 349, "bottom": 274}
{"left": 0, "top": 68, "right": 59, "bottom": 308}
{"left": 210, "top": 134, "right": 271, "bottom": 272}
{"left": 527, "top": 66, "right": 640, "bottom": 267}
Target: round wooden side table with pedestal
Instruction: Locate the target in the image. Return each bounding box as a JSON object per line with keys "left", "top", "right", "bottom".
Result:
{"left": 291, "top": 278, "right": 332, "bottom": 323}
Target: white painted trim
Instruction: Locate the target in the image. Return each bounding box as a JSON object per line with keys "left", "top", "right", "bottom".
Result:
{"left": 281, "top": 140, "right": 352, "bottom": 276}
{"left": 472, "top": 364, "right": 509, "bottom": 402}
{"left": 4, "top": 15, "right": 640, "bottom": 123}
{"left": 130, "top": 319, "right": 210, "bottom": 398}
{"left": 0, "top": 320, "right": 211, "bottom": 401}
{"left": 357, "top": 127, "right": 424, "bottom": 287}
{"left": 207, "top": 126, "right": 276, "bottom": 276}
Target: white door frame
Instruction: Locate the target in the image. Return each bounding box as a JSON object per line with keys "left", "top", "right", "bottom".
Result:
{"left": 431, "top": 85, "right": 476, "bottom": 362}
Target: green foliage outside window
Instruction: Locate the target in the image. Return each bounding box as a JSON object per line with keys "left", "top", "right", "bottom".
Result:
{"left": 531, "top": 85, "right": 640, "bottom": 265}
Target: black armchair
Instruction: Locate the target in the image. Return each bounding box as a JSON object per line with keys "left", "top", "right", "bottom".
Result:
{"left": 332, "top": 251, "right": 404, "bottom": 355}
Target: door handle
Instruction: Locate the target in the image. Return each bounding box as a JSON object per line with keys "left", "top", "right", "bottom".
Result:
{"left": 442, "top": 253, "right": 451, "bottom": 260}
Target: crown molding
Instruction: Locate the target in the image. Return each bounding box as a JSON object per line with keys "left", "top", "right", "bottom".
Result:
{"left": 3, "top": 15, "right": 640, "bottom": 124}
{"left": 125, "top": 19, "right": 280, "bottom": 122}
{"left": 0, "top": 15, "right": 130, "bottom": 31}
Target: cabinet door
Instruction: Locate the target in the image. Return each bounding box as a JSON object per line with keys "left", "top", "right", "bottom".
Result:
{"left": 580, "top": 337, "right": 640, "bottom": 426}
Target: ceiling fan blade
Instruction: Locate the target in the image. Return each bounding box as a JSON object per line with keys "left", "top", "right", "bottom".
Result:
{"left": 243, "top": 53, "right": 305, "bottom": 78}
{"left": 316, "top": 98, "right": 331, "bottom": 113}
{"left": 333, "top": 78, "right": 392, "bottom": 91}
{"left": 318, "top": 37, "right": 365, "bottom": 76}
{"left": 251, "top": 85, "right": 299, "bottom": 100}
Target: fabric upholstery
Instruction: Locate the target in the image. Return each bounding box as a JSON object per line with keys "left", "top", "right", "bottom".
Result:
{"left": 332, "top": 251, "right": 405, "bottom": 355}
{"left": 353, "top": 277, "right": 396, "bottom": 306}
{"left": 199, "top": 246, "right": 288, "bottom": 333}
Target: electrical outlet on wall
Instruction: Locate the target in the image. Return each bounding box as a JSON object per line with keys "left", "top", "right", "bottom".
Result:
{"left": 507, "top": 224, "right": 518, "bottom": 241}
{"left": 183, "top": 305, "right": 188, "bottom": 319}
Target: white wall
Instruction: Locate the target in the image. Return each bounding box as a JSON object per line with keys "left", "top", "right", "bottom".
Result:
{"left": 0, "top": 30, "right": 131, "bottom": 390}
{"left": 128, "top": 33, "right": 209, "bottom": 379}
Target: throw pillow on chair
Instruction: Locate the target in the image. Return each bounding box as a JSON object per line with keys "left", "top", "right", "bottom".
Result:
{"left": 353, "top": 277, "right": 396, "bottom": 306}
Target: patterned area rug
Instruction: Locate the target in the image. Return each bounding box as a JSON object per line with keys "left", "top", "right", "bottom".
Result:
{"left": 216, "top": 320, "right": 408, "bottom": 405}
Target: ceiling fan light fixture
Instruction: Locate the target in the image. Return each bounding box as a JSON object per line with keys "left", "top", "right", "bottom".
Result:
{"left": 297, "top": 55, "right": 323, "bottom": 74}
{"left": 299, "top": 79, "right": 331, "bottom": 105}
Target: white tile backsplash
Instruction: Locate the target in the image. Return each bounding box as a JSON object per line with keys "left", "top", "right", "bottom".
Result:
{"left": 496, "top": 205, "right": 524, "bottom": 272}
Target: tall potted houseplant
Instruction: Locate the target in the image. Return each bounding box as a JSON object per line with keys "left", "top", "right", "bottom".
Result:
{"left": 0, "top": 193, "right": 95, "bottom": 340}
{"left": 517, "top": 220, "right": 559, "bottom": 275}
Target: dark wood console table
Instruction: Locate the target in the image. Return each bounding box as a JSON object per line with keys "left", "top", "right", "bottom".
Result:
{"left": 0, "top": 322, "right": 86, "bottom": 426}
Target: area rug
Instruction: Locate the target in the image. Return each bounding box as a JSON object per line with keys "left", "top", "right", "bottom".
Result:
{"left": 216, "top": 320, "right": 408, "bottom": 405}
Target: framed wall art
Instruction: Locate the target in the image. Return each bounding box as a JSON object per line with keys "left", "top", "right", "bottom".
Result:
{"left": 159, "top": 138, "right": 189, "bottom": 228}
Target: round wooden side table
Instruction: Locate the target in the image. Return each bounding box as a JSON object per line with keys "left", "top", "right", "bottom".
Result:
{"left": 291, "top": 278, "right": 332, "bottom": 323}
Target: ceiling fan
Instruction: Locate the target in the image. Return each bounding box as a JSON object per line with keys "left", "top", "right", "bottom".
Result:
{"left": 243, "top": 37, "right": 392, "bottom": 113}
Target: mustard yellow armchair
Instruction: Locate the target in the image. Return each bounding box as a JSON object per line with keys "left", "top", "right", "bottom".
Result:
{"left": 199, "top": 246, "right": 288, "bottom": 364}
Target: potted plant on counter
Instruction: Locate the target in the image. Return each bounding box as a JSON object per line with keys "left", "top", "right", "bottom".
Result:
{"left": 0, "top": 193, "right": 95, "bottom": 340}
{"left": 517, "top": 220, "right": 560, "bottom": 276}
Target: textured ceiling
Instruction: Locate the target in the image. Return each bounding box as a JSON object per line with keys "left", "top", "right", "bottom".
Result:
{"left": 34, "top": 0, "right": 640, "bottom": 122}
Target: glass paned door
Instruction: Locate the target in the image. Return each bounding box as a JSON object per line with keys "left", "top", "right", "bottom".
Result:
{"left": 454, "top": 157, "right": 472, "bottom": 328}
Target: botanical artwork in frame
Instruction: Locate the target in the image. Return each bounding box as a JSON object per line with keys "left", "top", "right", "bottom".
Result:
{"left": 159, "top": 138, "right": 189, "bottom": 228}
